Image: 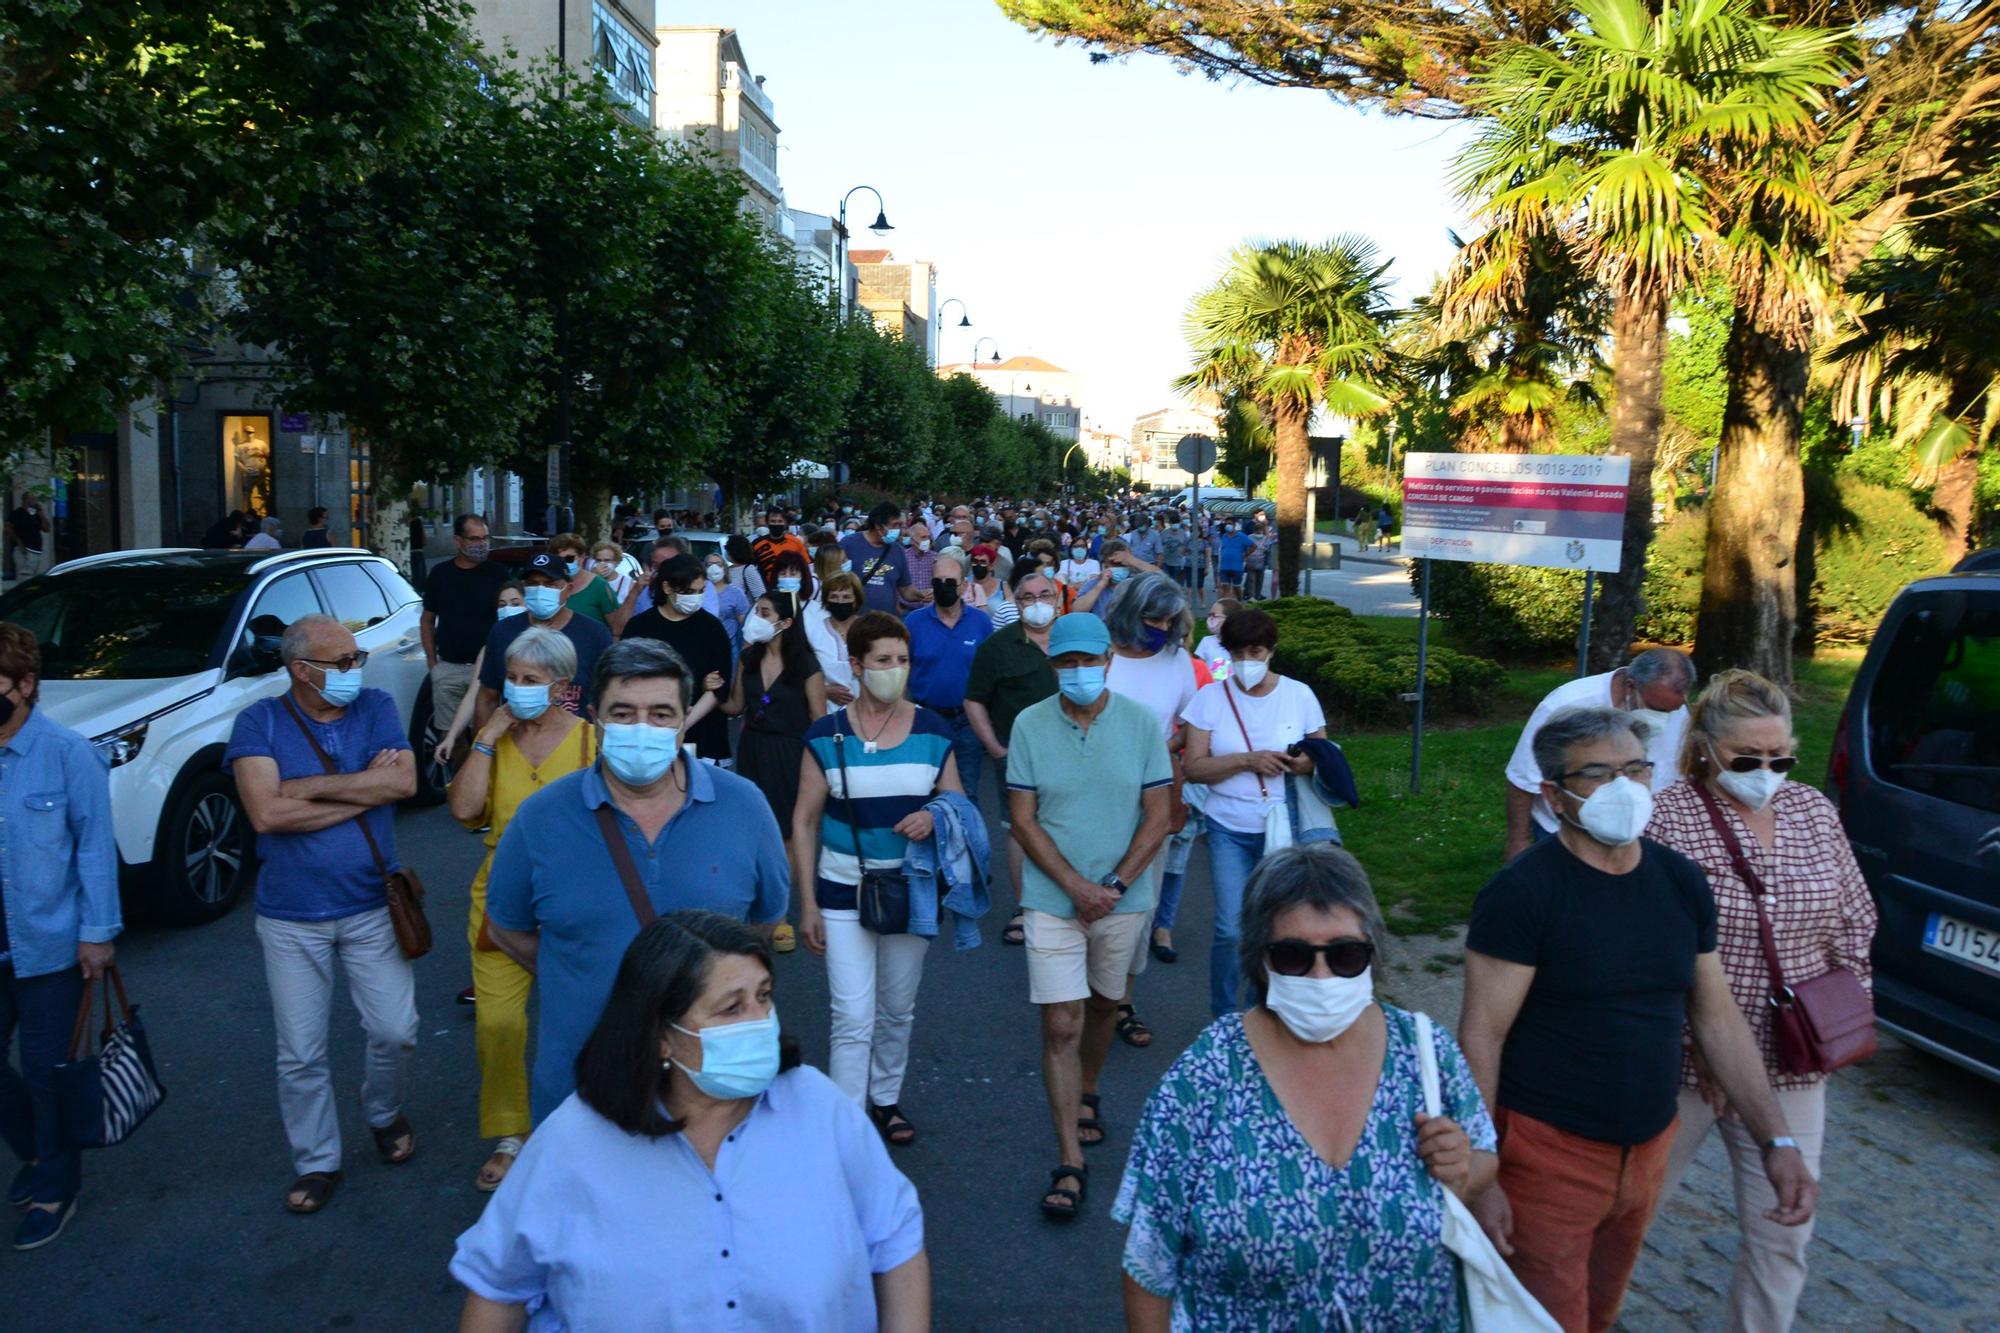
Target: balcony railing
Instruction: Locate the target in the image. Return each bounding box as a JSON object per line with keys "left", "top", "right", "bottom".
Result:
{"left": 723, "top": 63, "right": 774, "bottom": 119}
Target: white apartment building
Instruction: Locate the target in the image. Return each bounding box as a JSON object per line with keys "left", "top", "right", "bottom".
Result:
{"left": 1129, "top": 400, "right": 1223, "bottom": 490}
{"left": 654, "top": 26, "right": 784, "bottom": 229}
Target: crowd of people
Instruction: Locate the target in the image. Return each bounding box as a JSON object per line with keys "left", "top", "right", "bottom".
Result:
{"left": 0, "top": 491, "right": 1879, "bottom": 1333}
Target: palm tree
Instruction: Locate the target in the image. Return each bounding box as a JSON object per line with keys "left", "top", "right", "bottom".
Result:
{"left": 1181, "top": 237, "right": 1398, "bottom": 596}
{"left": 1454, "top": 0, "right": 1843, "bottom": 668}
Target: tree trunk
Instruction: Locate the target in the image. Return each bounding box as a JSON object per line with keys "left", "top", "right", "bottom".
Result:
{"left": 1273, "top": 394, "right": 1311, "bottom": 597}
{"left": 1693, "top": 310, "right": 1809, "bottom": 688}
{"left": 1933, "top": 451, "right": 1980, "bottom": 560}
{"left": 1590, "top": 285, "right": 1668, "bottom": 671}
{"left": 376, "top": 493, "right": 411, "bottom": 576}
{"left": 571, "top": 475, "right": 611, "bottom": 542}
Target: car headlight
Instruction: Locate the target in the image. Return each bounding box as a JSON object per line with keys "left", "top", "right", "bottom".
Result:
{"left": 91, "top": 720, "right": 148, "bottom": 769}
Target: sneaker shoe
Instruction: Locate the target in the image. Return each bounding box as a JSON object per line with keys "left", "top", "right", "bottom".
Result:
{"left": 13, "top": 1198, "right": 76, "bottom": 1251}
{"left": 7, "top": 1162, "right": 32, "bottom": 1208}
{"left": 456, "top": 985, "right": 476, "bottom": 1006}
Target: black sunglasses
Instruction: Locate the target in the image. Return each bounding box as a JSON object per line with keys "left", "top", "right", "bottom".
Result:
{"left": 1265, "top": 938, "right": 1374, "bottom": 978}
{"left": 1719, "top": 752, "right": 1799, "bottom": 774}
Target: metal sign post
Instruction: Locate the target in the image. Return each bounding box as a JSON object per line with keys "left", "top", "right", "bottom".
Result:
{"left": 1575, "top": 569, "right": 1597, "bottom": 678}
{"left": 1410, "top": 556, "right": 1433, "bottom": 794}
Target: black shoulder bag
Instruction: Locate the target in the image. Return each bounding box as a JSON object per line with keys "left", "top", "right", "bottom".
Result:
{"left": 832, "top": 709, "right": 912, "bottom": 935}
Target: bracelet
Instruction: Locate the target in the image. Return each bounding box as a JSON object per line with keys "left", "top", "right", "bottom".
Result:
{"left": 471, "top": 742, "right": 497, "bottom": 758}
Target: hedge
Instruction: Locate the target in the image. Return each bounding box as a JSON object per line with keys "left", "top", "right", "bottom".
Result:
{"left": 1409, "top": 474, "right": 1948, "bottom": 656}
{"left": 1262, "top": 596, "right": 1506, "bottom": 725}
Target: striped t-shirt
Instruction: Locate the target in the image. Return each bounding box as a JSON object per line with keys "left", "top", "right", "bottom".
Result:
{"left": 805, "top": 706, "right": 954, "bottom": 911}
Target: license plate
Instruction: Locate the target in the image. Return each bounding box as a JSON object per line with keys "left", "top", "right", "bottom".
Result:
{"left": 1922, "top": 913, "right": 2000, "bottom": 978}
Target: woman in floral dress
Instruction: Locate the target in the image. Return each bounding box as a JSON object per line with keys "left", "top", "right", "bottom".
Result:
{"left": 1115, "top": 844, "right": 1498, "bottom": 1331}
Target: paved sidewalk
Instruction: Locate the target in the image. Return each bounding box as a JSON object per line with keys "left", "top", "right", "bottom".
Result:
{"left": 1383, "top": 930, "right": 2000, "bottom": 1333}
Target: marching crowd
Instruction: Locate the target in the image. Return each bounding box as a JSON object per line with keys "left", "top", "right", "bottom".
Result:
{"left": 0, "top": 492, "right": 1879, "bottom": 1333}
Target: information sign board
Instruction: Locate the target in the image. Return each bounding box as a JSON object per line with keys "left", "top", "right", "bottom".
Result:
{"left": 1400, "top": 452, "right": 1630, "bottom": 573}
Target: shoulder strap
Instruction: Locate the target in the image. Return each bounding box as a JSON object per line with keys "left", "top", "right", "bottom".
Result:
{"left": 862, "top": 545, "right": 894, "bottom": 584}
{"left": 1413, "top": 1012, "right": 1443, "bottom": 1119}
{"left": 282, "top": 695, "right": 390, "bottom": 877}
{"left": 1221, "top": 680, "right": 1267, "bottom": 798}
{"left": 1692, "top": 783, "right": 1789, "bottom": 996}
{"left": 593, "top": 803, "right": 658, "bottom": 927}
{"left": 830, "top": 710, "right": 870, "bottom": 876}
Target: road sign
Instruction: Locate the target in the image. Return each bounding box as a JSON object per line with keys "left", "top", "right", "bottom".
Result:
{"left": 1175, "top": 433, "right": 1217, "bottom": 475}
{"left": 1400, "top": 452, "right": 1630, "bottom": 572}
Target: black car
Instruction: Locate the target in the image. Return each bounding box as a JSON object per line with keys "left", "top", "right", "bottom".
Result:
{"left": 1830, "top": 571, "right": 2000, "bottom": 1081}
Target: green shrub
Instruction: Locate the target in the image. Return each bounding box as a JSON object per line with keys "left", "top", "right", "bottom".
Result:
{"left": 1263, "top": 597, "right": 1506, "bottom": 725}
{"left": 1805, "top": 472, "right": 1950, "bottom": 642}
{"left": 1636, "top": 509, "right": 1707, "bottom": 645}
{"left": 1409, "top": 560, "right": 1587, "bottom": 658}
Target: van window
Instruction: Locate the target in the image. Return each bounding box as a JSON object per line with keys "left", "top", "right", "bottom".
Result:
{"left": 1871, "top": 598, "right": 2000, "bottom": 815}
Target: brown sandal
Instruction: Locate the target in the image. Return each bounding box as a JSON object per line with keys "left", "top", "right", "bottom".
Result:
{"left": 371, "top": 1113, "right": 417, "bottom": 1165}
{"left": 284, "top": 1170, "right": 342, "bottom": 1214}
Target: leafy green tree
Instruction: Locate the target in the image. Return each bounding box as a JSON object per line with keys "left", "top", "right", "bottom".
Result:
{"left": 0, "top": 0, "right": 470, "bottom": 456}
{"left": 1181, "top": 237, "right": 1398, "bottom": 596}
{"left": 1455, "top": 0, "right": 1842, "bottom": 670}
{"left": 836, "top": 322, "right": 941, "bottom": 492}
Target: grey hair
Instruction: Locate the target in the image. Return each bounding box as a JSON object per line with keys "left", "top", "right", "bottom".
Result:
{"left": 932, "top": 546, "right": 969, "bottom": 580}
{"left": 1102, "top": 572, "right": 1192, "bottom": 651}
{"left": 1626, "top": 647, "right": 1696, "bottom": 692}
{"left": 1532, "top": 706, "right": 1649, "bottom": 782}
{"left": 1238, "top": 844, "right": 1388, "bottom": 1007}
{"left": 590, "top": 637, "right": 693, "bottom": 712}
{"left": 505, "top": 625, "right": 578, "bottom": 682}
{"left": 261, "top": 516, "right": 282, "bottom": 534}
{"left": 278, "top": 613, "right": 346, "bottom": 665}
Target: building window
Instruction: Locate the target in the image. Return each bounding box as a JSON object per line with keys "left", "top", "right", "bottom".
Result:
{"left": 592, "top": 3, "right": 654, "bottom": 124}
{"left": 222, "top": 414, "right": 274, "bottom": 517}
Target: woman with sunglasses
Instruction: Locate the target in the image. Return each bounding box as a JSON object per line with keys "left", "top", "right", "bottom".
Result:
{"left": 1114, "top": 845, "right": 1497, "bottom": 1332}
{"left": 1643, "top": 670, "right": 1875, "bottom": 1331}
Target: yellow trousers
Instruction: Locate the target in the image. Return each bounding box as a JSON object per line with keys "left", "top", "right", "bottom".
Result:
{"left": 468, "top": 857, "right": 533, "bottom": 1140}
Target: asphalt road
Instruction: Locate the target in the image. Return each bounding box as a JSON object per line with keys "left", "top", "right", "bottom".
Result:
{"left": 5, "top": 777, "right": 1219, "bottom": 1331}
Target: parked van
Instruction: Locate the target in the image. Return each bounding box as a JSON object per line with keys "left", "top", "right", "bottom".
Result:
{"left": 1170, "top": 486, "right": 1245, "bottom": 510}
{"left": 1830, "top": 571, "right": 2000, "bottom": 1081}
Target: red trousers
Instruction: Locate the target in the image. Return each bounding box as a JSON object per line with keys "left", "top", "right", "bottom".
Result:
{"left": 1496, "top": 1106, "right": 1676, "bottom": 1333}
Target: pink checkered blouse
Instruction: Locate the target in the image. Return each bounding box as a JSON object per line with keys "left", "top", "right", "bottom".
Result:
{"left": 1646, "top": 779, "right": 1878, "bottom": 1090}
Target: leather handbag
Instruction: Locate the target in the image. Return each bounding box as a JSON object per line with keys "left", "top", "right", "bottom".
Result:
{"left": 55, "top": 967, "right": 167, "bottom": 1149}
{"left": 832, "top": 713, "right": 911, "bottom": 936}
{"left": 1413, "top": 1014, "right": 1562, "bottom": 1332}
{"left": 285, "top": 699, "right": 431, "bottom": 960}
{"left": 1693, "top": 786, "right": 1877, "bottom": 1075}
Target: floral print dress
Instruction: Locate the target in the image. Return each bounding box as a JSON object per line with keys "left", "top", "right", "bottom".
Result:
{"left": 1114, "top": 1006, "right": 1497, "bottom": 1332}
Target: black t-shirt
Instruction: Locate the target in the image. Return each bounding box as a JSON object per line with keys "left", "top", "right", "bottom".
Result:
{"left": 301, "top": 527, "right": 332, "bottom": 549}
{"left": 8, "top": 507, "right": 43, "bottom": 551}
{"left": 620, "top": 608, "right": 733, "bottom": 763}
{"left": 1467, "top": 835, "right": 1718, "bottom": 1146}
{"left": 477, "top": 611, "right": 612, "bottom": 717}
{"left": 422, "top": 559, "right": 511, "bottom": 664}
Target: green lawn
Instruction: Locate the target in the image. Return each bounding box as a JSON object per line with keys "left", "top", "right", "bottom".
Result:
{"left": 1326, "top": 617, "right": 1864, "bottom": 939}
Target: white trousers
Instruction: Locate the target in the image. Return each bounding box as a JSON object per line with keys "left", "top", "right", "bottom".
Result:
{"left": 1662, "top": 1081, "right": 1828, "bottom": 1332}
{"left": 821, "top": 908, "right": 930, "bottom": 1109}
{"left": 255, "top": 908, "right": 419, "bottom": 1175}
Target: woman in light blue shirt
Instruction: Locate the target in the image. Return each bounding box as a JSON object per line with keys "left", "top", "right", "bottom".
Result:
{"left": 454, "top": 912, "right": 930, "bottom": 1332}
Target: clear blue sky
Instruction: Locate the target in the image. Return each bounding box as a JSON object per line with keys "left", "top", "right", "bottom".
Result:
{"left": 725, "top": 0, "right": 1473, "bottom": 434}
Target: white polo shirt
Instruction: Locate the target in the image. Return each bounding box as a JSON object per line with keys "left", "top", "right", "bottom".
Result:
{"left": 1504, "top": 671, "right": 1687, "bottom": 833}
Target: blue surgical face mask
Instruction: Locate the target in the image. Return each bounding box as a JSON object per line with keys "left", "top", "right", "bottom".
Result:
{"left": 497, "top": 603, "right": 526, "bottom": 619}
{"left": 523, "top": 585, "right": 562, "bottom": 620}
{"left": 672, "top": 1007, "right": 782, "bottom": 1101}
{"left": 503, "top": 679, "right": 551, "bottom": 720}
{"left": 1109, "top": 566, "right": 1129, "bottom": 582}
{"left": 315, "top": 666, "right": 364, "bottom": 708}
{"left": 1057, "top": 665, "right": 1107, "bottom": 706}
{"left": 564, "top": 558, "right": 579, "bottom": 576}
{"left": 1139, "top": 624, "right": 1172, "bottom": 654}
{"left": 777, "top": 575, "right": 802, "bottom": 593}
{"left": 601, "top": 722, "right": 680, "bottom": 785}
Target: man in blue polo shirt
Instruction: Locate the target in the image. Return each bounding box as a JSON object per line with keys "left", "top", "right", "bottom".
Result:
{"left": 483, "top": 638, "right": 789, "bottom": 1123}
{"left": 905, "top": 549, "right": 994, "bottom": 801}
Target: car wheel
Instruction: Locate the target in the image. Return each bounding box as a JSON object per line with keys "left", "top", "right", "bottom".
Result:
{"left": 155, "top": 769, "right": 250, "bottom": 924}
{"left": 409, "top": 677, "right": 449, "bottom": 807}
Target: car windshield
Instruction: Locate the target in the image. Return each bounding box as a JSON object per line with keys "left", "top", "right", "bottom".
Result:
{"left": 0, "top": 569, "right": 246, "bottom": 679}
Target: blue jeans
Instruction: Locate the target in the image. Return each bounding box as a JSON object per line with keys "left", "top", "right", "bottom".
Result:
{"left": 1154, "top": 871, "right": 1187, "bottom": 931}
{"left": 1170, "top": 564, "right": 1193, "bottom": 590}
{"left": 0, "top": 965, "right": 84, "bottom": 1205}
{"left": 935, "top": 709, "right": 983, "bottom": 805}
{"left": 1204, "top": 824, "right": 1266, "bottom": 1017}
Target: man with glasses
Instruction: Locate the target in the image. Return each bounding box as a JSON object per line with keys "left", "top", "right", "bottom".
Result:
{"left": 422, "top": 514, "right": 509, "bottom": 761}
{"left": 1503, "top": 647, "right": 1695, "bottom": 862}
{"left": 227, "top": 614, "right": 421, "bottom": 1217}
{"left": 1460, "top": 706, "right": 1815, "bottom": 1333}
{"left": 1004, "top": 614, "right": 1171, "bottom": 1219}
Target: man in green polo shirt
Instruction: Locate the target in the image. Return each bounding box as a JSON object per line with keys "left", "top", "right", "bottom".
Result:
{"left": 1005, "top": 613, "right": 1172, "bottom": 1220}
{"left": 964, "top": 566, "right": 1061, "bottom": 945}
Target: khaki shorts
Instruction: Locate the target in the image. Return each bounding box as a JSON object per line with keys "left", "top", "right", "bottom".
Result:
{"left": 1023, "top": 908, "right": 1148, "bottom": 1005}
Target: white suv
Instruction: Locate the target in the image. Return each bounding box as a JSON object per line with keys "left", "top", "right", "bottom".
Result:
{"left": 0, "top": 548, "right": 448, "bottom": 923}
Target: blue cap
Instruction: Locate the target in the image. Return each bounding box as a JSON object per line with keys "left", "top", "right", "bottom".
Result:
{"left": 1046, "top": 612, "right": 1110, "bottom": 659}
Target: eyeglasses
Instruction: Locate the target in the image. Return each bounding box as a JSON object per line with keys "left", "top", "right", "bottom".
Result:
{"left": 1557, "top": 759, "right": 1654, "bottom": 785}
{"left": 1717, "top": 752, "right": 1799, "bottom": 774}
{"left": 300, "top": 651, "right": 369, "bottom": 672}
{"left": 1265, "top": 938, "right": 1375, "bottom": 978}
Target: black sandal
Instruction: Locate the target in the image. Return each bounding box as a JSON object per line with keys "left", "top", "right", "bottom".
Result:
{"left": 1040, "top": 1164, "right": 1088, "bottom": 1221}
{"left": 370, "top": 1113, "right": 417, "bottom": 1165}
{"left": 1078, "top": 1092, "right": 1106, "bottom": 1148}
{"left": 1116, "top": 1005, "right": 1154, "bottom": 1049}
{"left": 284, "top": 1170, "right": 343, "bottom": 1215}
{"left": 1002, "top": 912, "right": 1026, "bottom": 946}
{"left": 869, "top": 1102, "right": 917, "bottom": 1147}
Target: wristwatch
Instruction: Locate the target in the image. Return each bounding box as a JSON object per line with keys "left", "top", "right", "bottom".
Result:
{"left": 1099, "top": 873, "right": 1128, "bottom": 895}
{"left": 1760, "top": 1135, "right": 1799, "bottom": 1158}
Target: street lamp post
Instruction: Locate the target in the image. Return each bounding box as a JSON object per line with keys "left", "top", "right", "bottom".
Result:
{"left": 970, "top": 336, "right": 1000, "bottom": 365}
{"left": 834, "top": 185, "right": 892, "bottom": 320}
{"left": 935, "top": 298, "right": 971, "bottom": 367}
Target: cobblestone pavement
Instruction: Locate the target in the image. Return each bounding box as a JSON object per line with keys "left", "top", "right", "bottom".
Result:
{"left": 1384, "top": 930, "right": 2000, "bottom": 1333}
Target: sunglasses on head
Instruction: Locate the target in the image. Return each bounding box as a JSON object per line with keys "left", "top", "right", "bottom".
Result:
{"left": 1719, "top": 752, "right": 1798, "bottom": 774}
{"left": 1264, "top": 938, "right": 1374, "bottom": 978}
